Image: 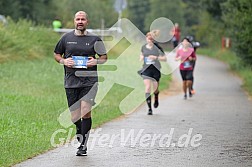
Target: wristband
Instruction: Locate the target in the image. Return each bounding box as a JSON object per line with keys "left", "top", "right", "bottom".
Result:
{"left": 59, "top": 59, "right": 64, "bottom": 65}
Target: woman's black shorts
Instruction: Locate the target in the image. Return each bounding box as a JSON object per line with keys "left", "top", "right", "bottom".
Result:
{"left": 180, "top": 70, "right": 193, "bottom": 81}
{"left": 140, "top": 67, "right": 161, "bottom": 82}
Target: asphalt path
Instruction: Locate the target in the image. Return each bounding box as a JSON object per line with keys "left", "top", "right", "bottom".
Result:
{"left": 15, "top": 55, "right": 252, "bottom": 167}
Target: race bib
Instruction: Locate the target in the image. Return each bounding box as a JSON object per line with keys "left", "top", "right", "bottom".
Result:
{"left": 183, "top": 61, "right": 192, "bottom": 68}
{"left": 72, "top": 56, "right": 88, "bottom": 68}
{"left": 144, "top": 57, "right": 155, "bottom": 65}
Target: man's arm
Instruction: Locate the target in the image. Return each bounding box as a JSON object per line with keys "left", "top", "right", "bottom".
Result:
{"left": 87, "top": 54, "right": 107, "bottom": 67}
{"left": 97, "top": 54, "right": 107, "bottom": 64}
{"left": 54, "top": 53, "right": 74, "bottom": 67}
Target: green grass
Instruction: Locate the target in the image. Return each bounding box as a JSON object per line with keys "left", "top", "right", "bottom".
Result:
{"left": 0, "top": 57, "right": 171, "bottom": 167}
{"left": 0, "top": 19, "right": 59, "bottom": 63}
{"left": 0, "top": 22, "right": 171, "bottom": 166}
{"left": 0, "top": 58, "right": 67, "bottom": 165}
{"left": 198, "top": 48, "right": 252, "bottom": 95}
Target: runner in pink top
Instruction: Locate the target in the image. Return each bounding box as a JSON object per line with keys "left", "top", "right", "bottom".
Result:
{"left": 175, "top": 37, "right": 196, "bottom": 99}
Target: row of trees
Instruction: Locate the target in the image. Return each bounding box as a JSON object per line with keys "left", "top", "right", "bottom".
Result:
{"left": 0, "top": 0, "right": 251, "bottom": 65}
{"left": 222, "top": 0, "right": 252, "bottom": 65}
{"left": 196, "top": 0, "right": 252, "bottom": 65}
{"left": 0, "top": 0, "right": 118, "bottom": 28}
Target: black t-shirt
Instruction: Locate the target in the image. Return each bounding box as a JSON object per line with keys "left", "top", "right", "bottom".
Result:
{"left": 54, "top": 30, "right": 106, "bottom": 88}
{"left": 141, "top": 42, "right": 165, "bottom": 70}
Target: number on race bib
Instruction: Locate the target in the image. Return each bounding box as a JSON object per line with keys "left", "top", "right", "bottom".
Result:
{"left": 72, "top": 56, "right": 88, "bottom": 68}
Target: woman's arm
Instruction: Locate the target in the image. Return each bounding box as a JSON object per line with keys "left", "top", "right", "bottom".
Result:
{"left": 175, "top": 53, "right": 181, "bottom": 61}
{"left": 191, "top": 51, "right": 196, "bottom": 61}
{"left": 158, "top": 54, "right": 167, "bottom": 61}
{"left": 139, "top": 53, "right": 144, "bottom": 61}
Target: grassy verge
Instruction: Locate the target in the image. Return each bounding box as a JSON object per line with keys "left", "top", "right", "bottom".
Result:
{"left": 0, "top": 58, "right": 67, "bottom": 166}
{"left": 0, "top": 19, "right": 59, "bottom": 63}
{"left": 198, "top": 48, "right": 252, "bottom": 95}
{"left": 0, "top": 22, "right": 171, "bottom": 166}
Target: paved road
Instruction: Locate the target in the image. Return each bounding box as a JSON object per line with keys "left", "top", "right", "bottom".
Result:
{"left": 15, "top": 55, "right": 252, "bottom": 167}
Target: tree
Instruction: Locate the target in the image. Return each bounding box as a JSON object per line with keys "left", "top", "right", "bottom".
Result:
{"left": 144, "top": 0, "right": 185, "bottom": 33}
{"left": 53, "top": 0, "right": 118, "bottom": 29}
{"left": 0, "top": 0, "right": 56, "bottom": 25}
{"left": 222, "top": 0, "right": 252, "bottom": 65}
{"left": 127, "top": 0, "right": 150, "bottom": 33}
{"left": 199, "top": 0, "right": 227, "bottom": 21}
{"left": 0, "top": 0, "right": 20, "bottom": 19}
{"left": 181, "top": 0, "right": 202, "bottom": 35}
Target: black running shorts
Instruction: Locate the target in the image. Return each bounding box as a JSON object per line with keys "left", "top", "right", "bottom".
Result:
{"left": 180, "top": 70, "right": 193, "bottom": 81}
{"left": 65, "top": 85, "right": 98, "bottom": 111}
{"left": 141, "top": 67, "right": 161, "bottom": 82}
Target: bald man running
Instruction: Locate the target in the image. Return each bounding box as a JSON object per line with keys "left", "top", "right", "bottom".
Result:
{"left": 54, "top": 11, "right": 107, "bottom": 156}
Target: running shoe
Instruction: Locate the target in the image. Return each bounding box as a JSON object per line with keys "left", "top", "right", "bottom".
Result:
{"left": 184, "top": 94, "right": 187, "bottom": 100}
{"left": 189, "top": 91, "right": 193, "bottom": 98}
{"left": 191, "top": 89, "right": 196, "bottom": 94}
{"left": 154, "top": 100, "right": 159, "bottom": 108}
{"left": 154, "top": 92, "right": 159, "bottom": 108}
{"left": 76, "top": 145, "right": 87, "bottom": 156}
{"left": 148, "top": 109, "right": 153, "bottom": 115}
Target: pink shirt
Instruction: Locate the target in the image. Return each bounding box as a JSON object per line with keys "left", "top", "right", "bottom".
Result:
{"left": 176, "top": 48, "right": 196, "bottom": 70}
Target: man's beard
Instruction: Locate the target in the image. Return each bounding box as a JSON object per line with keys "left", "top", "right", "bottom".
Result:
{"left": 76, "top": 26, "right": 85, "bottom": 31}
{"left": 74, "top": 28, "right": 87, "bottom": 36}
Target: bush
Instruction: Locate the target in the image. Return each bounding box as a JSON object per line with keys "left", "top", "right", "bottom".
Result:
{"left": 0, "top": 18, "right": 60, "bottom": 63}
{"left": 222, "top": 0, "right": 252, "bottom": 66}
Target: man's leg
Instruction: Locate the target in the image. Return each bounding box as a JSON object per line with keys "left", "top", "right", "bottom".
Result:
{"left": 65, "top": 88, "right": 82, "bottom": 142}
{"left": 76, "top": 101, "right": 92, "bottom": 156}
{"left": 81, "top": 101, "right": 92, "bottom": 147}
{"left": 71, "top": 109, "right": 81, "bottom": 142}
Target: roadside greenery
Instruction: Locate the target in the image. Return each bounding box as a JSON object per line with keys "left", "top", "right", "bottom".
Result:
{"left": 0, "top": 19, "right": 59, "bottom": 63}
{"left": 1, "top": 0, "right": 251, "bottom": 66}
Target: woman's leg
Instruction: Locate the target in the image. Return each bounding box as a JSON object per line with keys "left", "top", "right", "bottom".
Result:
{"left": 187, "top": 80, "right": 193, "bottom": 97}
{"left": 180, "top": 70, "right": 187, "bottom": 99}
{"left": 183, "top": 81, "right": 187, "bottom": 99}
{"left": 191, "top": 61, "right": 196, "bottom": 93}
{"left": 144, "top": 79, "right": 152, "bottom": 114}
{"left": 144, "top": 79, "right": 152, "bottom": 93}
{"left": 153, "top": 81, "right": 159, "bottom": 108}
{"left": 187, "top": 70, "right": 193, "bottom": 97}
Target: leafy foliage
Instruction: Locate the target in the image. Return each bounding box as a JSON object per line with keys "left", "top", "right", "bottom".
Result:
{"left": 144, "top": 0, "right": 185, "bottom": 33}
{"left": 222, "top": 0, "right": 252, "bottom": 65}
{"left": 127, "top": 0, "right": 150, "bottom": 33}
{"left": 0, "top": 0, "right": 56, "bottom": 25}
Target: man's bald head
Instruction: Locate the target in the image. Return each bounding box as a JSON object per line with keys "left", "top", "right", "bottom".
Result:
{"left": 74, "top": 11, "right": 89, "bottom": 35}
{"left": 74, "top": 11, "right": 88, "bottom": 20}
